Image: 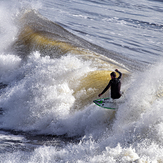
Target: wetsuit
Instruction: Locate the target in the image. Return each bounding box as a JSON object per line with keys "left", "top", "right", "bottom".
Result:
{"left": 100, "top": 70, "right": 122, "bottom": 99}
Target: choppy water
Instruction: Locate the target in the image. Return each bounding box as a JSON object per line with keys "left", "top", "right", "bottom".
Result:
{"left": 0, "top": 0, "right": 163, "bottom": 162}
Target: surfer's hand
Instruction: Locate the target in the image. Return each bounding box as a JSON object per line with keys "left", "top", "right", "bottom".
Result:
{"left": 98, "top": 94, "right": 102, "bottom": 97}
{"left": 115, "top": 69, "right": 118, "bottom": 72}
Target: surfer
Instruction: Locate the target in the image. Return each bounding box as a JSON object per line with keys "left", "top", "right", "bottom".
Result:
{"left": 98, "top": 69, "right": 122, "bottom": 99}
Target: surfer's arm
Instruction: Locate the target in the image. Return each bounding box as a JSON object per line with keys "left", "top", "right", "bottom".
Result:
{"left": 98, "top": 82, "right": 111, "bottom": 97}
{"left": 115, "top": 69, "right": 122, "bottom": 80}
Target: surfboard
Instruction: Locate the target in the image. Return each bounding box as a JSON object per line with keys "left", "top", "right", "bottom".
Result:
{"left": 93, "top": 98, "right": 118, "bottom": 110}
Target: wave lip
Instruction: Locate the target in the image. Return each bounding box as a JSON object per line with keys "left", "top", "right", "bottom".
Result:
{"left": 12, "top": 10, "right": 136, "bottom": 71}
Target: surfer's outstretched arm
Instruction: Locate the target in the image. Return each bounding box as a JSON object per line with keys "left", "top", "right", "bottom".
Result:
{"left": 98, "top": 82, "right": 111, "bottom": 97}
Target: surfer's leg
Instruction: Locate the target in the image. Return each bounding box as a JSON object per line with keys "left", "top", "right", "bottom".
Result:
{"left": 112, "top": 99, "right": 117, "bottom": 107}
{"left": 112, "top": 99, "right": 118, "bottom": 108}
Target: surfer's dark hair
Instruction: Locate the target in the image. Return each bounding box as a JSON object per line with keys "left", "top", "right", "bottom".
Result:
{"left": 111, "top": 72, "right": 116, "bottom": 78}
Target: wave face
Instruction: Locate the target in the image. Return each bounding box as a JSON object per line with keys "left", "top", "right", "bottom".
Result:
{"left": 12, "top": 10, "right": 140, "bottom": 70}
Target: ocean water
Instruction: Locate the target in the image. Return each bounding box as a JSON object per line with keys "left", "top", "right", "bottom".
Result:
{"left": 0, "top": 0, "right": 163, "bottom": 162}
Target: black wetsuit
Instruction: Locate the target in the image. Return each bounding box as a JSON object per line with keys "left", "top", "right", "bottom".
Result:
{"left": 100, "top": 70, "right": 122, "bottom": 99}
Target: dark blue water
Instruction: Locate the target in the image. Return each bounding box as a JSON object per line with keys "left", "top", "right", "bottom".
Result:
{"left": 40, "top": 0, "right": 163, "bottom": 63}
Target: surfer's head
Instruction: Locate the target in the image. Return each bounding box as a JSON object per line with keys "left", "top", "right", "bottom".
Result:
{"left": 110, "top": 72, "right": 116, "bottom": 78}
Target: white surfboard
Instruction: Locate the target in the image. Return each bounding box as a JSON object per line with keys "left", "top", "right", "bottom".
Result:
{"left": 93, "top": 98, "right": 118, "bottom": 110}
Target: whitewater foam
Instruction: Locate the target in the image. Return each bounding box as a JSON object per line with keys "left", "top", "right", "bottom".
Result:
{"left": 0, "top": 5, "right": 18, "bottom": 52}
{"left": 0, "top": 52, "right": 98, "bottom": 134}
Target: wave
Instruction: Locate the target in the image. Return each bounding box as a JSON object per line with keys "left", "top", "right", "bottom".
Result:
{"left": 1, "top": 9, "right": 162, "bottom": 137}
{"left": 10, "top": 10, "right": 132, "bottom": 108}
{"left": 0, "top": 1, "right": 163, "bottom": 162}
{"left": 12, "top": 10, "right": 142, "bottom": 70}
{"left": 12, "top": 10, "right": 134, "bottom": 108}
{"left": 3, "top": 9, "right": 163, "bottom": 137}
{"left": 0, "top": 9, "right": 133, "bottom": 133}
